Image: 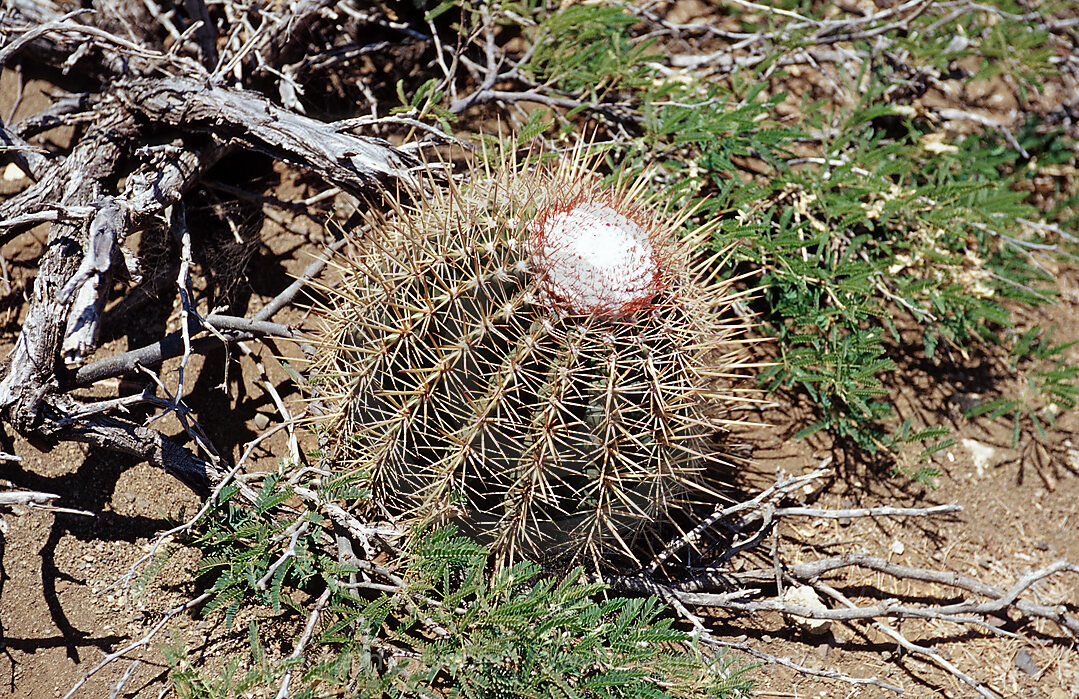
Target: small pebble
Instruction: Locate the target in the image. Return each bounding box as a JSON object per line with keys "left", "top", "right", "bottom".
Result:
{"left": 783, "top": 585, "right": 831, "bottom": 635}
{"left": 1013, "top": 648, "right": 1039, "bottom": 677}
{"left": 2, "top": 163, "right": 27, "bottom": 181}
{"left": 837, "top": 499, "right": 852, "bottom": 527}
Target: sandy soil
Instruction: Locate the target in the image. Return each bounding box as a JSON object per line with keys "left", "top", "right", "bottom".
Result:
{"left": 1, "top": 39, "right": 1077, "bottom": 699}
{"left": 1, "top": 190, "right": 1075, "bottom": 698}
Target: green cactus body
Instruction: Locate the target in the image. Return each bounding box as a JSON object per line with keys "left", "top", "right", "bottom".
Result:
{"left": 315, "top": 150, "right": 752, "bottom": 568}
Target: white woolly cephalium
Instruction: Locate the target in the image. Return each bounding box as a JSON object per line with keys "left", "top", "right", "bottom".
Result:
{"left": 529, "top": 201, "right": 661, "bottom": 316}
{"left": 311, "top": 148, "right": 756, "bottom": 569}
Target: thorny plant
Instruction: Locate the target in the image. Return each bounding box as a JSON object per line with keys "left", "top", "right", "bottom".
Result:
{"left": 190, "top": 1, "right": 1078, "bottom": 695}
{"left": 310, "top": 144, "right": 759, "bottom": 571}
{"left": 150, "top": 460, "right": 1078, "bottom": 699}
{"left": 169, "top": 522, "right": 753, "bottom": 698}
{"left": 414, "top": 0, "right": 1079, "bottom": 466}
{"left": 2, "top": 1, "right": 1079, "bottom": 698}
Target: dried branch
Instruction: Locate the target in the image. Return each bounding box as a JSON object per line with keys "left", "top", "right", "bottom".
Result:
{"left": 0, "top": 0, "right": 429, "bottom": 500}
{"left": 0, "top": 490, "right": 59, "bottom": 507}
{"left": 71, "top": 313, "right": 298, "bottom": 387}
{"left": 60, "top": 591, "right": 213, "bottom": 699}
{"left": 706, "top": 636, "right": 906, "bottom": 693}
{"left": 59, "top": 198, "right": 126, "bottom": 367}
{"left": 0, "top": 118, "right": 49, "bottom": 179}
{"left": 274, "top": 587, "right": 332, "bottom": 699}
{"left": 772, "top": 503, "right": 962, "bottom": 518}
{"left": 117, "top": 76, "right": 421, "bottom": 196}
{"left": 111, "top": 421, "right": 297, "bottom": 596}
{"left": 813, "top": 578, "right": 993, "bottom": 698}
{"left": 600, "top": 460, "right": 1077, "bottom": 695}
{"left": 43, "top": 393, "right": 221, "bottom": 492}
{"left": 0, "top": 8, "right": 92, "bottom": 67}
{"left": 648, "top": 466, "right": 831, "bottom": 572}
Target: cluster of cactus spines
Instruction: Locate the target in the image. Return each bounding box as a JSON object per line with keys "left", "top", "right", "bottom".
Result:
{"left": 313, "top": 144, "right": 755, "bottom": 569}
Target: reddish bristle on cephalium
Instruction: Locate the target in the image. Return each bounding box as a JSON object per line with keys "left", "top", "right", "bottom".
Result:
{"left": 528, "top": 191, "right": 667, "bottom": 317}
{"left": 310, "top": 141, "right": 760, "bottom": 571}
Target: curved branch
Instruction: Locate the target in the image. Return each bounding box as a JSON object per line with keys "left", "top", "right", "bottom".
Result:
{"left": 117, "top": 77, "right": 422, "bottom": 196}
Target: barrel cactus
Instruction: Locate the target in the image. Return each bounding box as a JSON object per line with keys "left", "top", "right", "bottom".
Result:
{"left": 312, "top": 146, "right": 754, "bottom": 569}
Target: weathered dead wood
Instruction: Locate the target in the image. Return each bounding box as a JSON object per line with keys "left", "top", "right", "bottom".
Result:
{"left": 58, "top": 197, "right": 124, "bottom": 366}
{"left": 71, "top": 315, "right": 297, "bottom": 387}
{"left": 0, "top": 107, "right": 223, "bottom": 489}
{"left": 0, "top": 490, "right": 59, "bottom": 507}
{"left": 0, "top": 28, "right": 217, "bottom": 488}
{"left": 11, "top": 91, "right": 97, "bottom": 140}
{"left": 0, "top": 86, "right": 235, "bottom": 466}
{"left": 0, "top": 488, "right": 93, "bottom": 516}
{"left": 597, "top": 469, "right": 1079, "bottom": 698}
{"left": 0, "top": 113, "right": 132, "bottom": 424}
{"left": 42, "top": 393, "right": 219, "bottom": 493}
{"left": 116, "top": 77, "right": 420, "bottom": 194}
{"left": 0, "top": 3, "right": 427, "bottom": 496}
{"left": 0, "top": 7, "right": 82, "bottom": 66}
{"left": 0, "top": 3, "right": 197, "bottom": 78}
{"left": 0, "top": 117, "right": 48, "bottom": 179}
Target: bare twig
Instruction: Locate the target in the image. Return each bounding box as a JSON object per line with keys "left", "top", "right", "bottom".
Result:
{"left": 59, "top": 198, "right": 126, "bottom": 367}
{"left": 663, "top": 592, "right": 905, "bottom": 694}
{"left": 813, "top": 579, "right": 993, "bottom": 698}
{"left": 257, "top": 519, "right": 310, "bottom": 591}
{"left": 0, "top": 8, "right": 92, "bottom": 66}
{"left": 773, "top": 504, "right": 962, "bottom": 518}
{"left": 0, "top": 490, "right": 60, "bottom": 507}
{"left": 274, "top": 587, "right": 332, "bottom": 699}
{"left": 169, "top": 204, "right": 196, "bottom": 402}
{"left": 705, "top": 636, "right": 906, "bottom": 693}
{"left": 62, "top": 592, "right": 213, "bottom": 699}
{"left": 107, "top": 660, "right": 141, "bottom": 699}
{"left": 627, "top": 554, "right": 1079, "bottom": 638}
{"left": 648, "top": 465, "right": 831, "bottom": 572}
{"left": 112, "top": 421, "right": 297, "bottom": 596}
{"left": 72, "top": 314, "right": 297, "bottom": 387}
{"left": 118, "top": 77, "right": 421, "bottom": 195}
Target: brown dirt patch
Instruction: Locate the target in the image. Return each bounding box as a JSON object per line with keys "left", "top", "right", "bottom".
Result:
{"left": 2, "top": 218, "right": 1075, "bottom": 698}
{"left": 1, "top": 25, "right": 1078, "bottom": 699}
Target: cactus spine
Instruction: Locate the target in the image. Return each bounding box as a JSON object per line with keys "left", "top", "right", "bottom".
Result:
{"left": 313, "top": 146, "right": 754, "bottom": 569}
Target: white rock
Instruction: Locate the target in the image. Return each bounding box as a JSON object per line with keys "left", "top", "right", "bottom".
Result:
{"left": 2, "top": 163, "right": 26, "bottom": 181}
{"left": 961, "top": 438, "right": 996, "bottom": 478}
{"left": 783, "top": 585, "right": 831, "bottom": 635}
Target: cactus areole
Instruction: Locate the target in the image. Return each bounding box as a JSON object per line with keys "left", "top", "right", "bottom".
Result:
{"left": 528, "top": 200, "right": 663, "bottom": 317}
{"left": 313, "top": 148, "right": 753, "bottom": 570}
